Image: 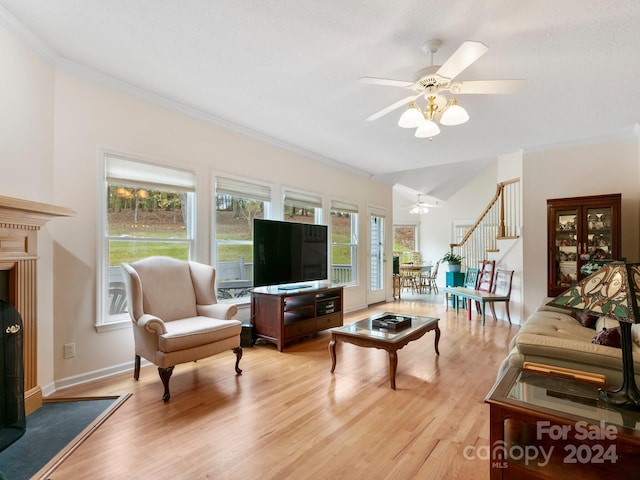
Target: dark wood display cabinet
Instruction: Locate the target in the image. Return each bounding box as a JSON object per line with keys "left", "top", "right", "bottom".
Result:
{"left": 251, "top": 283, "right": 343, "bottom": 351}
{"left": 547, "top": 193, "right": 621, "bottom": 297}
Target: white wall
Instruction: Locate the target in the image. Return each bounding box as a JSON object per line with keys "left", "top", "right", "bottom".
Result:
{"left": 415, "top": 162, "right": 497, "bottom": 282}
{"left": 522, "top": 139, "right": 640, "bottom": 318}
{"left": 49, "top": 71, "right": 392, "bottom": 384}
{"left": 0, "top": 26, "right": 58, "bottom": 388}
{"left": 1, "top": 24, "right": 393, "bottom": 390}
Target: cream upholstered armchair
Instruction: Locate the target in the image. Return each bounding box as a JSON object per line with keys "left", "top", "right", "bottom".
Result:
{"left": 121, "top": 256, "right": 242, "bottom": 401}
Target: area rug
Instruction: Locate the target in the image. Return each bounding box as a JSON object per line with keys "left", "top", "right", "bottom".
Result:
{"left": 0, "top": 393, "right": 130, "bottom": 480}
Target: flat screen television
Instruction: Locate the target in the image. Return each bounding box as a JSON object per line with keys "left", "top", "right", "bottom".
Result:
{"left": 253, "top": 219, "right": 328, "bottom": 288}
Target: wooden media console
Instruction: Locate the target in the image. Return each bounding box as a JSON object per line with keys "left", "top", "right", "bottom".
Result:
{"left": 251, "top": 283, "right": 343, "bottom": 351}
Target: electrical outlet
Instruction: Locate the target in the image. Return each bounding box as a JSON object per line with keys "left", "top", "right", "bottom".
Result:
{"left": 64, "top": 343, "right": 76, "bottom": 359}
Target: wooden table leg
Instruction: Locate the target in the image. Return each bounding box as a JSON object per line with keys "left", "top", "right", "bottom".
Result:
{"left": 434, "top": 326, "right": 440, "bottom": 355}
{"left": 388, "top": 350, "right": 398, "bottom": 390}
{"left": 329, "top": 335, "right": 337, "bottom": 373}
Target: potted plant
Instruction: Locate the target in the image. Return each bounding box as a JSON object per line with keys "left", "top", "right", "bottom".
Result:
{"left": 441, "top": 252, "right": 464, "bottom": 272}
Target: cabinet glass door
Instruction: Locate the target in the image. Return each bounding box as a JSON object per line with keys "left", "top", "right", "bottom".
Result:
{"left": 554, "top": 209, "right": 578, "bottom": 291}
{"left": 585, "top": 207, "right": 614, "bottom": 262}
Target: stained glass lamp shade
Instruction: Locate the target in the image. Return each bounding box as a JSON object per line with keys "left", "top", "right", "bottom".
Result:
{"left": 547, "top": 261, "right": 640, "bottom": 409}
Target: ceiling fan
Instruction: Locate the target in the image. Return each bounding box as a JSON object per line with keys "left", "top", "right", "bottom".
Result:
{"left": 359, "top": 39, "right": 526, "bottom": 137}
{"left": 409, "top": 195, "right": 442, "bottom": 215}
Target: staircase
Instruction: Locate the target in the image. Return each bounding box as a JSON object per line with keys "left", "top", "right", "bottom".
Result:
{"left": 450, "top": 178, "right": 521, "bottom": 269}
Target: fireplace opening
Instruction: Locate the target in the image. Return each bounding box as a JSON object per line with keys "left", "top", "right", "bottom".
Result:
{"left": 0, "top": 300, "right": 25, "bottom": 451}
{"left": 0, "top": 270, "right": 8, "bottom": 301}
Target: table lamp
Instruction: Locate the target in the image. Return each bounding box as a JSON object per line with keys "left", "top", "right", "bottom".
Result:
{"left": 547, "top": 261, "right": 640, "bottom": 410}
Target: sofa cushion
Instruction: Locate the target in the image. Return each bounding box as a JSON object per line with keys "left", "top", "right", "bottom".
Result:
{"left": 570, "top": 310, "right": 599, "bottom": 329}
{"left": 595, "top": 318, "right": 640, "bottom": 349}
{"left": 509, "top": 309, "right": 585, "bottom": 351}
{"left": 502, "top": 304, "right": 640, "bottom": 386}
{"left": 591, "top": 327, "right": 621, "bottom": 348}
{"left": 514, "top": 333, "right": 631, "bottom": 370}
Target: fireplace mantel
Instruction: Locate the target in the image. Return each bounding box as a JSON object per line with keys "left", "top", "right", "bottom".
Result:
{"left": 0, "top": 194, "right": 75, "bottom": 228}
{"left": 0, "top": 195, "right": 74, "bottom": 413}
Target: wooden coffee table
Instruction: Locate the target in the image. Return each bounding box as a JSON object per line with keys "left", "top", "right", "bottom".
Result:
{"left": 329, "top": 312, "right": 440, "bottom": 389}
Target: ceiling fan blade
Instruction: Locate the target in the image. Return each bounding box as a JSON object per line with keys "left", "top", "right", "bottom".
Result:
{"left": 366, "top": 94, "right": 420, "bottom": 121}
{"left": 436, "top": 41, "right": 489, "bottom": 80}
{"left": 358, "top": 76, "right": 415, "bottom": 88}
{"left": 451, "top": 79, "right": 527, "bottom": 94}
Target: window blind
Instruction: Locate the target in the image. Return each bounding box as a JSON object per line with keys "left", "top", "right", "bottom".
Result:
{"left": 106, "top": 155, "right": 196, "bottom": 192}
{"left": 216, "top": 177, "right": 271, "bottom": 202}
{"left": 330, "top": 200, "right": 358, "bottom": 214}
{"left": 283, "top": 189, "right": 323, "bottom": 209}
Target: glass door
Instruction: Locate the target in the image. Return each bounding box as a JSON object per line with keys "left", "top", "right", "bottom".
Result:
{"left": 585, "top": 207, "right": 614, "bottom": 263}
{"left": 554, "top": 208, "right": 579, "bottom": 292}
{"left": 368, "top": 211, "right": 386, "bottom": 304}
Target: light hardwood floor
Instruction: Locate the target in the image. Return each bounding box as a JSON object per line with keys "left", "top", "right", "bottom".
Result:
{"left": 46, "top": 296, "right": 518, "bottom": 480}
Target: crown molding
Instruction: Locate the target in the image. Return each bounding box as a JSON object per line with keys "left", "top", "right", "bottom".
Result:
{"left": 56, "top": 56, "right": 371, "bottom": 179}
{"left": 0, "top": 6, "right": 372, "bottom": 181}
{"left": 0, "top": 5, "right": 58, "bottom": 66}
{"left": 60, "top": 58, "right": 374, "bottom": 180}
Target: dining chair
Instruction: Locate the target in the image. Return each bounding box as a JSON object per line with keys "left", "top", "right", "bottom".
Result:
{"left": 487, "top": 269, "right": 514, "bottom": 323}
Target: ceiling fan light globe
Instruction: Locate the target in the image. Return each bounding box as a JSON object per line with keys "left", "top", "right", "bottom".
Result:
{"left": 410, "top": 205, "right": 429, "bottom": 215}
{"left": 397, "top": 104, "right": 423, "bottom": 128}
{"left": 415, "top": 119, "right": 440, "bottom": 138}
{"left": 440, "top": 103, "right": 469, "bottom": 126}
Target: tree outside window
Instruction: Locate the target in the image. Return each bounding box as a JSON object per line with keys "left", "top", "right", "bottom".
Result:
{"left": 393, "top": 225, "right": 417, "bottom": 263}
{"left": 101, "top": 154, "right": 195, "bottom": 326}
{"left": 330, "top": 201, "right": 358, "bottom": 286}
{"left": 214, "top": 178, "right": 271, "bottom": 300}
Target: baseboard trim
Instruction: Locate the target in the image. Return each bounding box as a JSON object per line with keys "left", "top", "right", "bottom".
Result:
{"left": 52, "top": 359, "right": 150, "bottom": 393}
{"left": 25, "top": 385, "right": 43, "bottom": 415}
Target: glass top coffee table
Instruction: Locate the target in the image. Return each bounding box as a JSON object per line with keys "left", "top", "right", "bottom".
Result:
{"left": 329, "top": 312, "right": 440, "bottom": 389}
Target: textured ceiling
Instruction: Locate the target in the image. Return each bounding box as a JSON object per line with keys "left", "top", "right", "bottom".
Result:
{"left": 2, "top": 1, "right": 639, "bottom": 200}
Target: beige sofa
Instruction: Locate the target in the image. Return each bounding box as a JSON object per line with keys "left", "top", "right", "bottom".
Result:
{"left": 500, "top": 304, "right": 640, "bottom": 386}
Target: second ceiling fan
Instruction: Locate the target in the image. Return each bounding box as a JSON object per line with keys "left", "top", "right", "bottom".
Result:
{"left": 359, "top": 39, "right": 526, "bottom": 138}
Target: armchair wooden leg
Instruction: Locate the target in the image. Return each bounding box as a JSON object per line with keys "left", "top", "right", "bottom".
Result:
{"left": 233, "top": 347, "right": 243, "bottom": 375}
{"left": 134, "top": 355, "right": 141, "bottom": 380}
{"left": 158, "top": 366, "right": 175, "bottom": 402}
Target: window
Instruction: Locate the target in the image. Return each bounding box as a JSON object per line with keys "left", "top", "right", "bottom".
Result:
{"left": 214, "top": 177, "right": 271, "bottom": 301}
{"left": 330, "top": 200, "right": 358, "bottom": 286}
{"left": 369, "top": 213, "right": 385, "bottom": 292}
{"left": 99, "top": 154, "right": 195, "bottom": 328}
{"left": 393, "top": 225, "right": 418, "bottom": 263}
{"left": 283, "top": 189, "right": 323, "bottom": 224}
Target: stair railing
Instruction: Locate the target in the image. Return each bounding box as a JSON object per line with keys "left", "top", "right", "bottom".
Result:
{"left": 450, "top": 178, "right": 520, "bottom": 269}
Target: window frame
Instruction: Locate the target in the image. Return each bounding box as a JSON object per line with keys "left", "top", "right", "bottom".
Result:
{"left": 97, "top": 152, "right": 196, "bottom": 331}
{"left": 282, "top": 188, "right": 323, "bottom": 224}
{"left": 213, "top": 175, "right": 272, "bottom": 304}
{"left": 392, "top": 223, "right": 420, "bottom": 263}
{"left": 330, "top": 200, "right": 359, "bottom": 287}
